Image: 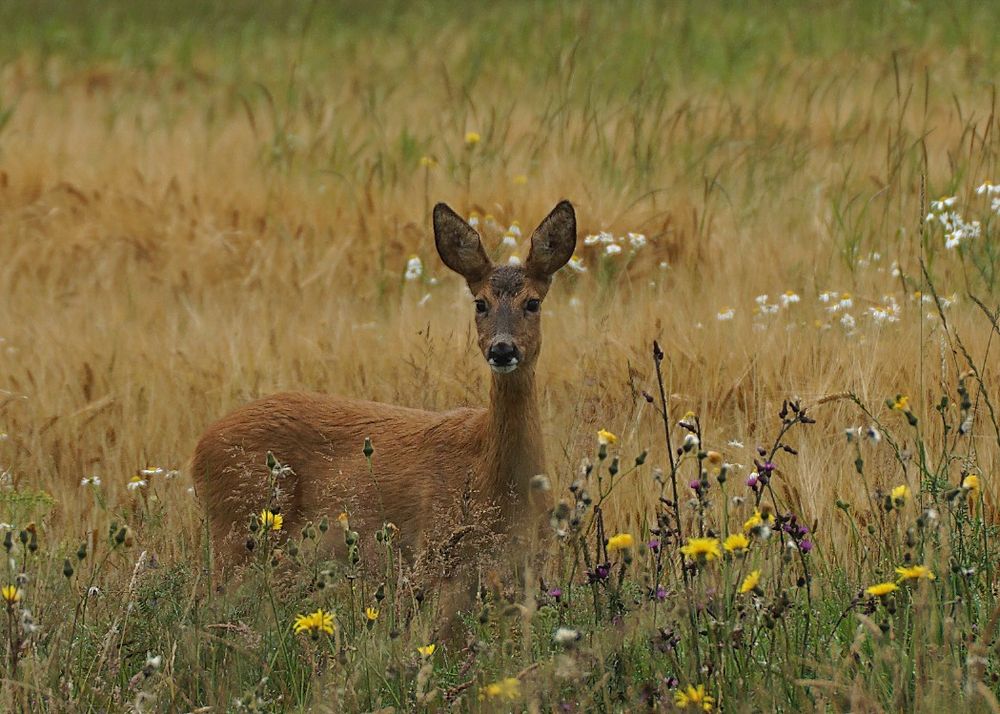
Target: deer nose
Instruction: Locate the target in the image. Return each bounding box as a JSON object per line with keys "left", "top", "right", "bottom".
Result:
{"left": 487, "top": 341, "right": 520, "bottom": 367}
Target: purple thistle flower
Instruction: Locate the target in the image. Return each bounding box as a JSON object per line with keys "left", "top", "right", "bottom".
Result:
{"left": 548, "top": 587, "right": 563, "bottom": 600}
{"left": 746, "top": 473, "right": 759, "bottom": 488}
{"left": 647, "top": 539, "right": 661, "bottom": 552}
{"left": 761, "top": 461, "right": 776, "bottom": 473}
{"left": 689, "top": 479, "right": 701, "bottom": 492}
{"left": 799, "top": 539, "right": 813, "bottom": 553}
{"left": 655, "top": 586, "right": 667, "bottom": 601}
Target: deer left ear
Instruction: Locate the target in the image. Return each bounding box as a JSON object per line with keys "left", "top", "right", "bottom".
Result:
{"left": 526, "top": 200, "right": 577, "bottom": 280}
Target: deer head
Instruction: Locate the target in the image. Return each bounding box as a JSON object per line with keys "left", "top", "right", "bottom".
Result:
{"left": 434, "top": 201, "right": 576, "bottom": 374}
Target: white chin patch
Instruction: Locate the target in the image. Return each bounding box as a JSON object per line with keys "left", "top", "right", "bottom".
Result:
{"left": 488, "top": 360, "right": 519, "bottom": 374}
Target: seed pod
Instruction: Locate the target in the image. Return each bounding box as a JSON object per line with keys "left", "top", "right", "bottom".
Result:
{"left": 363, "top": 437, "right": 374, "bottom": 459}
{"left": 63, "top": 559, "right": 74, "bottom": 578}
{"left": 77, "top": 543, "right": 87, "bottom": 561}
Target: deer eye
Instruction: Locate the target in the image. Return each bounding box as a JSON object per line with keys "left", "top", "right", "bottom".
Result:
{"left": 475, "top": 299, "right": 488, "bottom": 314}
{"left": 525, "top": 298, "right": 541, "bottom": 313}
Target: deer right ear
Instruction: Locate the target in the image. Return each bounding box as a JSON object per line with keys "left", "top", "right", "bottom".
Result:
{"left": 433, "top": 203, "right": 492, "bottom": 285}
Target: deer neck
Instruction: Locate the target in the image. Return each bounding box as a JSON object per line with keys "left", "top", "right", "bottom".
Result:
{"left": 476, "top": 367, "right": 545, "bottom": 511}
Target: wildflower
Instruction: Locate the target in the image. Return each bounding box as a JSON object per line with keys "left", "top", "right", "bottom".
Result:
{"left": 930, "top": 196, "right": 957, "bottom": 212}
{"left": 962, "top": 474, "right": 981, "bottom": 494}
{"left": 140, "top": 467, "right": 165, "bottom": 477}
{"left": 604, "top": 243, "right": 622, "bottom": 256}
{"left": 682, "top": 433, "right": 700, "bottom": 451}
{"left": 419, "top": 155, "right": 437, "bottom": 168}
{"left": 601, "top": 534, "right": 634, "bottom": 554}
{"left": 799, "top": 539, "right": 813, "bottom": 553}
{"left": 512, "top": 174, "right": 528, "bottom": 185}
{"left": 674, "top": 684, "right": 714, "bottom": 711}
{"left": 259, "top": 509, "right": 283, "bottom": 531}
{"left": 1, "top": 585, "right": 22, "bottom": 604}
{"left": 728, "top": 439, "right": 744, "bottom": 448}
{"left": 143, "top": 653, "right": 162, "bottom": 675}
{"left": 553, "top": 627, "right": 580, "bottom": 646}
{"left": 865, "top": 425, "right": 881, "bottom": 444}
{"left": 417, "top": 644, "right": 436, "bottom": 657}
{"left": 404, "top": 255, "right": 423, "bottom": 281}
{"left": 501, "top": 233, "right": 518, "bottom": 248}
{"left": 716, "top": 308, "right": 735, "bottom": 321}
{"left": 840, "top": 313, "right": 857, "bottom": 331}
{"left": 464, "top": 131, "right": 481, "bottom": 146}
{"left": 891, "top": 484, "right": 910, "bottom": 507}
{"left": 627, "top": 232, "right": 647, "bottom": 249}
{"left": 745, "top": 472, "right": 759, "bottom": 488}
{"left": 484, "top": 677, "right": 521, "bottom": 700}
{"left": 337, "top": 512, "right": 350, "bottom": 530}
{"left": 293, "top": 609, "right": 335, "bottom": 637}
{"left": 567, "top": 255, "right": 586, "bottom": 272}
{"left": 679, "top": 537, "right": 721, "bottom": 563}
{"left": 723, "top": 533, "right": 749, "bottom": 553}
{"left": 507, "top": 255, "right": 521, "bottom": 266}
{"left": 865, "top": 582, "right": 898, "bottom": 597}
{"left": 547, "top": 587, "right": 563, "bottom": 600}
{"left": 364, "top": 607, "right": 380, "bottom": 622}
{"left": 895, "top": 565, "right": 935, "bottom": 582}
{"left": 127, "top": 476, "right": 147, "bottom": 491}
{"left": 738, "top": 570, "right": 761, "bottom": 594}
{"left": 468, "top": 212, "right": 480, "bottom": 227}
{"left": 597, "top": 429, "right": 618, "bottom": 446}
{"left": 780, "top": 291, "right": 800, "bottom": 307}
{"left": 891, "top": 395, "right": 910, "bottom": 411}
{"left": 743, "top": 509, "right": 773, "bottom": 533}
{"left": 80, "top": 475, "right": 101, "bottom": 487}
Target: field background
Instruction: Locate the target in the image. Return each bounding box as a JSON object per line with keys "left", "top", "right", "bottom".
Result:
{"left": 0, "top": 1, "right": 999, "bottom": 711}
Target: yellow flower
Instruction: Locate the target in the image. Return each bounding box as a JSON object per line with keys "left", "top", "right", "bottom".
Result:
{"left": 895, "top": 565, "right": 935, "bottom": 582}
{"left": 364, "top": 607, "right": 380, "bottom": 622}
{"left": 484, "top": 677, "right": 520, "bottom": 700}
{"left": 1, "top": 585, "right": 22, "bottom": 604}
{"left": 723, "top": 533, "right": 750, "bottom": 553}
{"left": 337, "top": 512, "right": 350, "bottom": 530}
{"left": 597, "top": 429, "right": 618, "bottom": 446}
{"left": 679, "top": 537, "right": 721, "bottom": 563}
{"left": 742, "top": 509, "right": 774, "bottom": 533}
{"left": 962, "top": 474, "right": 981, "bottom": 493}
{"left": 606, "top": 533, "right": 634, "bottom": 551}
{"left": 674, "top": 684, "right": 715, "bottom": 711}
{"left": 417, "top": 643, "right": 436, "bottom": 657}
{"left": 293, "top": 609, "right": 335, "bottom": 637}
{"left": 738, "top": 570, "right": 761, "bottom": 594}
{"left": 464, "top": 131, "right": 481, "bottom": 146}
{"left": 891, "top": 395, "right": 910, "bottom": 411}
{"left": 512, "top": 174, "right": 528, "bottom": 185}
{"left": 891, "top": 484, "right": 910, "bottom": 506}
{"left": 419, "top": 155, "right": 437, "bottom": 168}
{"left": 260, "top": 509, "right": 283, "bottom": 532}
{"left": 866, "top": 582, "right": 898, "bottom": 597}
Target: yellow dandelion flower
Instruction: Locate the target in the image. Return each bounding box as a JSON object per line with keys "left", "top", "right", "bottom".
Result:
{"left": 738, "top": 570, "right": 761, "bottom": 595}
{"left": 891, "top": 484, "right": 910, "bottom": 506}
{"left": 675, "top": 683, "right": 715, "bottom": 711}
{"left": 484, "top": 677, "right": 520, "bottom": 700}
{"left": 417, "top": 643, "right": 436, "bottom": 657}
{"left": 292, "top": 609, "right": 335, "bottom": 637}
{"left": 723, "top": 533, "right": 750, "bottom": 553}
{"left": 891, "top": 395, "right": 910, "bottom": 411}
{"left": 1, "top": 585, "right": 22, "bottom": 604}
{"left": 679, "top": 537, "right": 721, "bottom": 562}
{"left": 962, "top": 474, "right": 981, "bottom": 493}
{"left": 419, "top": 155, "right": 437, "bottom": 168}
{"left": 260, "top": 509, "right": 283, "bottom": 531}
{"left": 742, "top": 509, "right": 773, "bottom": 533}
{"left": 866, "top": 582, "right": 898, "bottom": 597}
{"left": 364, "top": 607, "right": 380, "bottom": 622}
{"left": 895, "top": 565, "right": 935, "bottom": 582}
{"left": 464, "top": 131, "right": 481, "bottom": 146}
{"left": 606, "top": 533, "right": 634, "bottom": 551}
{"left": 597, "top": 429, "right": 618, "bottom": 446}
{"left": 512, "top": 174, "right": 528, "bottom": 185}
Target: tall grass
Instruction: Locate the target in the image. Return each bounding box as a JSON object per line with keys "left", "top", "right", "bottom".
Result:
{"left": 0, "top": 1, "right": 998, "bottom": 710}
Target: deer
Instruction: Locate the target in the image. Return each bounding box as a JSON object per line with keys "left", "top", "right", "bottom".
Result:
{"left": 191, "top": 200, "right": 577, "bottom": 608}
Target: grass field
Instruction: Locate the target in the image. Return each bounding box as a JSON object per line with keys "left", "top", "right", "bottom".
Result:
{"left": 1, "top": 1, "right": 999, "bottom": 710}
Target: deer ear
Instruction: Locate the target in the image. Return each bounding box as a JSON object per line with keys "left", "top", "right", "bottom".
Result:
{"left": 526, "top": 200, "right": 576, "bottom": 280}
{"left": 434, "top": 203, "right": 492, "bottom": 285}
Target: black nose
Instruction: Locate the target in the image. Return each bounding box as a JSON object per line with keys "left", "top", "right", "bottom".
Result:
{"left": 488, "top": 341, "right": 519, "bottom": 366}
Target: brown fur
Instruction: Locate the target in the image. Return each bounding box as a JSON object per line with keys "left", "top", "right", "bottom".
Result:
{"left": 191, "top": 201, "right": 577, "bottom": 582}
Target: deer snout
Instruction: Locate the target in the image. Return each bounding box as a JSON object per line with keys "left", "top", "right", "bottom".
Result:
{"left": 487, "top": 340, "right": 520, "bottom": 373}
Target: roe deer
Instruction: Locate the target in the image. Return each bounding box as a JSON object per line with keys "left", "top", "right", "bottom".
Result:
{"left": 191, "top": 200, "right": 577, "bottom": 581}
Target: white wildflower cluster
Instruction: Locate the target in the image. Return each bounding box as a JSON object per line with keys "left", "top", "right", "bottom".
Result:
{"left": 716, "top": 308, "right": 735, "bottom": 321}
{"left": 866, "top": 295, "right": 901, "bottom": 325}
{"left": 976, "top": 181, "right": 1000, "bottom": 217}
{"left": 926, "top": 194, "right": 982, "bottom": 250}
{"left": 754, "top": 294, "right": 780, "bottom": 315}
{"left": 582, "top": 230, "right": 649, "bottom": 256}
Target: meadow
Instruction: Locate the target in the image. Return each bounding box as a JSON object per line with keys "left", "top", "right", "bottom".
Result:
{"left": 0, "top": 1, "right": 999, "bottom": 710}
